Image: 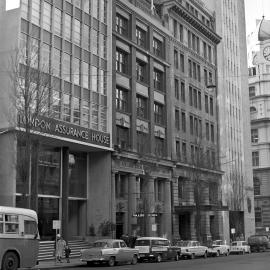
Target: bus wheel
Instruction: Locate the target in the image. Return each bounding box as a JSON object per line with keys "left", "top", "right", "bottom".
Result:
{"left": 2, "top": 251, "right": 19, "bottom": 270}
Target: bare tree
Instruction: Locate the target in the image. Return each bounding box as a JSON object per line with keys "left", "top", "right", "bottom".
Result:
{"left": 9, "top": 38, "right": 54, "bottom": 211}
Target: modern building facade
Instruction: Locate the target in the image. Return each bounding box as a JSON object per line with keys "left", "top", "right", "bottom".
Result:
{"left": 0, "top": 0, "right": 113, "bottom": 241}
{"left": 202, "top": 0, "right": 255, "bottom": 241}
{"left": 248, "top": 18, "right": 270, "bottom": 235}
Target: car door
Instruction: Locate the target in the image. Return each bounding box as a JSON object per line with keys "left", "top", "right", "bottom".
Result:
{"left": 112, "top": 241, "right": 122, "bottom": 261}
{"left": 119, "top": 240, "right": 131, "bottom": 261}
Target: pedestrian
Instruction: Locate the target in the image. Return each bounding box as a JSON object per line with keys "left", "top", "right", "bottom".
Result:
{"left": 55, "top": 234, "right": 66, "bottom": 263}
{"left": 65, "top": 244, "right": 71, "bottom": 263}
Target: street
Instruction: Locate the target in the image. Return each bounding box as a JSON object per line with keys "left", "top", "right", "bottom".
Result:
{"left": 53, "top": 253, "right": 270, "bottom": 270}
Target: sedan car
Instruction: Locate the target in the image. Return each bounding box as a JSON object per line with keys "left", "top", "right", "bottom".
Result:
{"left": 175, "top": 240, "right": 208, "bottom": 259}
{"left": 80, "top": 239, "right": 139, "bottom": 266}
{"left": 212, "top": 240, "right": 230, "bottom": 256}
{"left": 230, "top": 241, "right": 251, "bottom": 255}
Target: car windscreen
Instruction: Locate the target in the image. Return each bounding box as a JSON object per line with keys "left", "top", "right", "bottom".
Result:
{"left": 93, "top": 241, "right": 112, "bottom": 248}
{"left": 135, "top": 240, "right": 150, "bottom": 246}
{"left": 176, "top": 241, "right": 192, "bottom": 247}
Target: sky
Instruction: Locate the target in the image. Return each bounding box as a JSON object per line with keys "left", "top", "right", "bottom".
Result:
{"left": 245, "top": 0, "right": 270, "bottom": 35}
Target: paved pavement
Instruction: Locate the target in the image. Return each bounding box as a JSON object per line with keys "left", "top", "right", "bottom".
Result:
{"left": 32, "top": 258, "right": 85, "bottom": 269}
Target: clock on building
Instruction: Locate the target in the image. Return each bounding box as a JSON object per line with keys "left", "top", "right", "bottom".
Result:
{"left": 263, "top": 46, "right": 270, "bottom": 61}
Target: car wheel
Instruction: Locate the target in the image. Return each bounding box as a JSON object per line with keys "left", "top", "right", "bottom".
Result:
{"left": 87, "top": 261, "right": 94, "bottom": 266}
{"left": 108, "top": 257, "right": 115, "bottom": 267}
{"left": 156, "top": 254, "right": 162, "bottom": 263}
{"left": 190, "top": 253, "right": 195, "bottom": 259}
{"left": 131, "top": 255, "right": 138, "bottom": 265}
{"left": 2, "top": 251, "right": 19, "bottom": 270}
{"left": 175, "top": 253, "right": 180, "bottom": 261}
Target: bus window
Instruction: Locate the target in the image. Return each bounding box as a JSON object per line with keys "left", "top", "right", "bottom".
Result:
{"left": 24, "top": 220, "right": 38, "bottom": 235}
{"left": 0, "top": 214, "right": 3, "bottom": 233}
{"left": 5, "top": 214, "right": 19, "bottom": 234}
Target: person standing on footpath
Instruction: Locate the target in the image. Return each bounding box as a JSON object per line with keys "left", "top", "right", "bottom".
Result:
{"left": 65, "top": 244, "right": 71, "bottom": 263}
{"left": 55, "top": 234, "right": 66, "bottom": 263}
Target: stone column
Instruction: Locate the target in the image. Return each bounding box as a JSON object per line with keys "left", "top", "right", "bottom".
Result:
{"left": 111, "top": 171, "right": 117, "bottom": 238}
{"left": 62, "top": 147, "right": 69, "bottom": 241}
{"left": 163, "top": 179, "right": 172, "bottom": 240}
{"left": 128, "top": 174, "right": 138, "bottom": 235}
{"left": 201, "top": 212, "right": 211, "bottom": 242}
{"left": 146, "top": 176, "right": 155, "bottom": 236}
{"left": 190, "top": 213, "right": 197, "bottom": 240}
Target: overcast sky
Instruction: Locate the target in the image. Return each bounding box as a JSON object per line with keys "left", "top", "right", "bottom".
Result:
{"left": 245, "top": 0, "right": 270, "bottom": 35}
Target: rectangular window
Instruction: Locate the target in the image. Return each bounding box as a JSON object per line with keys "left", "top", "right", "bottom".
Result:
{"left": 206, "top": 122, "right": 209, "bottom": 140}
{"left": 31, "top": 0, "right": 40, "bottom": 26}
{"left": 53, "top": 49, "right": 61, "bottom": 77}
{"left": 92, "top": 29, "right": 99, "bottom": 55}
{"left": 136, "top": 95, "right": 148, "bottom": 119}
{"left": 198, "top": 91, "right": 201, "bottom": 110}
{"left": 21, "top": 0, "right": 29, "bottom": 20}
{"left": 181, "top": 82, "right": 185, "bottom": 103}
{"left": 182, "top": 142, "right": 187, "bottom": 161}
{"left": 175, "top": 79, "right": 179, "bottom": 100}
{"left": 42, "top": 44, "right": 50, "bottom": 73}
{"left": 205, "top": 95, "right": 209, "bottom": 113}
{"left": 203, "top": 42, "right": 207, "bottom": 58}
{"left": 252, "top": 151, "right": 259, "bottom": 166}
{"left": 73, "top": 58, "right": 81, "bottom": 85}
{"left": 82, "top": 100, "right": 90, "bottom": 127}
{"left": 136, "top": 60, "right": 147, "bottom": 83}
{"left": 249, "top": 86, "right": 256, "bottom": 97}
{"left": 251, "top": 129, "right": 258, "bottom": 143}
{"left": 153, "top": 69, "right": 163, "bottom": 91}
{"left": 190, "top": 115, "right": 193, "bottom": 135}
{"left": 136, "top": 26, "right": 147, "bottom": 48}
{"left": 63, "top": 94, "right": 71, "bottom": 122}
{"left": 137, "top": 131, "right": 149, "bottom": 153}
{"left": 173, "top": 19, "right": 177, "bottom": 38}
{"left": 73, "top": 97, "right": 80, "bottom": 125}
{"left": 116, "top": 49, "right": 128, "bottom": 74}
{"left": 82, "top": 62, "right": 89, "bottom": 89}
{"left": 54, "top": 8, "right": 62, "bottom": 36}
{"left": 189, "top": 86, "right": 193, "bottom": 106}
{"left": 253, "top": 177, "right": 260, "bottom": 195}
{"left": 179, "top": 24, "right": 183, "bottom": 42}
{"left": 204, "top": 69, "right": 208, "bottom": 86}
{"left": 174, "top": 50, "right": 179, "bottom": 69}
{"left": 208, "top": 45, "right": 212, "bottom": 62}
{"left": 154, "top": 103, "right": 164, "bottom": 125}
{"left": 92, "top": 0, "right": 99, "bottom": 19}
{"left": 52, "top": 90, "right": 61, "bottom": 118}
{"left": 255, "top": 207, "right": 262, "bottom": 224}
{"left": 210, "top": 97, "right": 214, "bottom": 115}
{"left": 153, "top": 37, "right": 163, "bottom": 57}
{"left": 91, "top": 103, "right": 99, "bottom": 130}
{"left": 176, "top": 140, "right": 180, "bottom": 159}
{"left": 5, "top": 215, "right": 19, "bottom": 234}
{"left": 116, "top": 126, "right": 130, "bottom": 149}
{"left": 91, "top": 66, "right": 98, "bottom": 92}
{"left": 116, "top": 13, "right": 128, "bottom": 36}
{"left": 74, "top": 19, "right": 81, "bottom": 45}
{"left": 43, "top": 2, "right": 52, "bottom": 31}
{"left": 155, "top": 137, "right": 165, "bottom": 157}
{"left": 175, "top": 109, "right": 180, "bottom": 130}
{"left": 99, "top": 69, "right": 106, "bottom": 95}
{"left": 99, "top": 34, "right": 107, "bottom": 59}
{"left": 82, "top": 24, "right": 90, "bottom": 50}
{"left": 63, "top": 53, "right": 71, "bottom": 82}
{"left": 181, "top": 111, "right": 186, "bottom": 132}
{"left": 64, "top": 14, "right": 72, "bottom": 41}
{"left": 116, "top": 87, "right": 128, "bottom": 112}
{"left": 210, "top": 124, "right": 214, "bottom": 142}
{"left": 193, "top": 88, "right": 197, "bottom": 108}
{"left": 188, "top": 59, "right": 192, "bottom": 77}
{"left": 180, "top": 53, "right": 185, "bottom": 73}
{"left": 100, "top": 0, "right": 107, "bottom": 24}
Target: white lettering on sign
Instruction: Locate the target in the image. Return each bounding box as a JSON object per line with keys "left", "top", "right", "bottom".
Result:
{"left": 55, "top": 124, "right": 89, "bottom": 140}
{"left": 91, "top": 133, "right": 110, "bottom": 145}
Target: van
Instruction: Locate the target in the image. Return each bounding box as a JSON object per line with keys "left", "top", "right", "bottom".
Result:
{"left": 134, "top": 237, "right": 181, "bottom": 262}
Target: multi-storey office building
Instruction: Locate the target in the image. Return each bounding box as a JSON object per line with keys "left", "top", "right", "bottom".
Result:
{"left": 203, "top": 0, "right": 255, "bottom": 241}
{"left": 112, "top": 0, "right": 225, "bottom": 242}
{"left": 157, "top": 0, "right": 224, "bottom": 241}
{"left": 0, "top": 0, "right": 112, "bottom": 240}
{"left": 248, "top": 19, "right": 270, "bottom": 235}
{"left": 112, "top": 0, "right": 173, "bottom": 239}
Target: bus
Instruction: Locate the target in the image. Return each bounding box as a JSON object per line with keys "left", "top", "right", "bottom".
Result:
{"left": 0, "top": 206, "right": 39, "bottom": 270}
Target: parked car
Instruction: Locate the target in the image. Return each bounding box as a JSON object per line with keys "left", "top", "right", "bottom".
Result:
{"left": 134, "top": 237, "right": 181, "bottom": 262}
{"left": 212, "top": 240, "right": 230, "bottom": 256}
{"left": 247, "top": 235, "right": 270, "bottom": 252}
{"left": 80, "top": 239, "right": 139, "bottom": 266}
{"left": 175, "top": 240, "right": 208, "bottom": 259}
{"left": 230, "top": 241, "right": 251, "bottom": 255}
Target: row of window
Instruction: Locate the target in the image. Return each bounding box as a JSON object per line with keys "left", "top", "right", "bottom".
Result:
{"left": 173, "top": 19, "right": 214, "bottom": 63}
{"left": 116, "top": 126, "right": 166, "bottom": 157}
{"left": 22, "top": 1, "right": 107, "bottom": 59}
{"left": 115, "top": 13, "right": 165, "bottom": 59}
{"left": 175, "top": 140, "right": 216, "bottom": 167}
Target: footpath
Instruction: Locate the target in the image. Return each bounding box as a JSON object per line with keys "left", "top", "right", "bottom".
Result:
{"left": 29, "top": 258, "right": 85, "bottom": 269}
